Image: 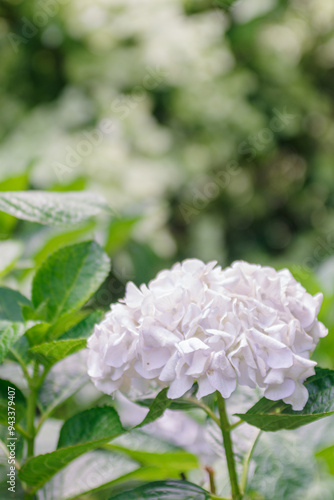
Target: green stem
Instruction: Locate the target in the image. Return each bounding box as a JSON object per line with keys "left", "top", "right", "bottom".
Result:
{"left": 188, "top": 397, "right": 221, "bottom": 426}
{"left": 26, "top": 363, "right": 39, "bottom": 458}
{"left": 210, "top": 496, "right": 230, "bottom": 500}
{"left": 240, "top": 430, "right": 261, "bottom": 494}
{"left": 216, "top": 392, "right": 242, "bottom": 500}
{"left": 15, "top": 423, "right": 31, "bottom": 440}
{"left": 228, "top": 419, "right": 243, "bottom": 431}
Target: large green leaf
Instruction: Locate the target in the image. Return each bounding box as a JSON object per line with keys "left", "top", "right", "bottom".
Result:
{"left": 108, "top": 480, "right": 210, "bottom": 500}
{"left": 28, "top": 339, "right": 87, "bottom": 368}
{"left": 19, "top": 407, "right": 125, "bottom": 491}
{"left": 32, "top": 241, "right": 110, "bottom": 323}
{"left": 136, "top": 388, "right": 171, "bottom": 428}
{"left": 0, "top": 379, "right": 26, "bottom": 425}
{"left": 236, "top": 368, "right": 334, "bottom": 431}
{"left": 0, "top": 191, "right": 112, "bottom": 227}
{"left": 0, "top": 321, "right": 25, "bottom": 364}
{"left": 0, "top": 288, "right": 31, "bottom": 321}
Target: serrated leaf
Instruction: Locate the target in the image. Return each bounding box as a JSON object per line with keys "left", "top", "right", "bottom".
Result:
{"left": 108, "top": 480, "right": 210, "bottom": 500}
{"left": 32, "top": 241, "right": 110, "bottom": 323}
{"left": 0, "top": 379, "right": 26, "bottom": 425}
{"left": 19, "top": 407, "right": 125, "bottom": 491}
{"left": 236, "top": 368, "right": 334, "bottom": 432}
{"left": 0, "top": 240, "right": 23, "bottom": 277}
{"left": 0, "top": 321, "right": 25, "bottom": 364}
{"left": 28, "top": 339, "right": 87, "bottom": 367}
{"left": 136, "top": 388, "right": 171, "bottom": 428}
{"left": 0, "top": 191, "right": 113, "bottom": 227}
{"left": 0, "top": 288, "right": 31, "bottom": 322}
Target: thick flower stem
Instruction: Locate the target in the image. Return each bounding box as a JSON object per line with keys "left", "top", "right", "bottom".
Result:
{"left": 216, "top": 392, "right": 242, "bottom": 500}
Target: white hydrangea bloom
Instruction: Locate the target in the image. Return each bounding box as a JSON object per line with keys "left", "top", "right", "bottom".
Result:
{"left": 87, "top": 259, "right": 327, "bottom": 410}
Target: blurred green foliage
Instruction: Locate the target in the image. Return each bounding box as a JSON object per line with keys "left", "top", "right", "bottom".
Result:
{"left": 1, "top": 1, "right": 334, "bottom": 496}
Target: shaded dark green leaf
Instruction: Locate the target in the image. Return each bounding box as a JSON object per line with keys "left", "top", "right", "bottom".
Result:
{"left": 136, "top": 388, "right": 171, "bottom": 428}
{"left": 108, "top": 480, "right": 210, "bottom": 500}
{"left": 0, "top": 379, "right": 26, "bottom": 425}
{"left": 236, "top": 368, "right": 334, "bottom": 431}
{"left": 0, "top": 288, "right": 31, "bottom": 322}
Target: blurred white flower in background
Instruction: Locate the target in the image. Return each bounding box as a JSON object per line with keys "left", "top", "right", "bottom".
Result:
{"left": 88, "top": 259, "right": 327, "bottom": 410}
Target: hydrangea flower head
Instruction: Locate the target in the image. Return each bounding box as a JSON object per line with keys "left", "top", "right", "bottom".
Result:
{"left": 87, "top": 259, "right": 327, "bottom": 410}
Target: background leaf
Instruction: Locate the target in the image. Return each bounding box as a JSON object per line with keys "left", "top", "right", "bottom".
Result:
{"left": 32, "top": 241, "right": 110, "bottom": 323}
{"left": 0, "top": 191, "right": 113, "bottom": 227}
{"left": 236, "top": 368, "right": 334, "bottom": 431}
{"left": 0, "top": 241, "right": 22, "bottom": 277}
{"left": 0, "top": 288, "right": 31, "bottom": 322}
{"left": 105, "top": 445, "right": 199, "bottom": 473}
{"left": 0, "top": 322, "right": 25, "bottom": 364}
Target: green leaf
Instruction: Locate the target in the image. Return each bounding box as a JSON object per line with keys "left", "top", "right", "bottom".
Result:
{"left": 28, "top": 339, "right": 87, "bottom": 368}
{"left": 136, "top": 388, "right": 171, "bottom": 428}
{"left": 0, "top": 321, "right": 25, "bottom": 364}
{"left": 32, "top": 241, "right": 111, "bottom": 323}
{"left": 19, "top": 407, "right": 125, "bottom": 491}
{"left": 0, "top": 288, "right": 31, "bottom": 322}
{"left": 108, "top": 480, "right": 210, "bottom": 500}
{"left": 316, "top": 445, "right": 334, "bottom": 475}
{"left": 60, "top": 309, "right": 104, "bottom": 340}
{"left": 24, "top": 322, "right": 50, "bottom": 346}
{"left": 0, "top": 241, "right": 23, "bottom": 277}
{"left": 105, "top": 445, "right": 199, "bottom": 472}
{"left": 105, "top": 216, "right": 140, "bottom": 254}
{"left": 46, "top": 310, "right": 90, "bottom": 341}
{"left": 0, "top": 191, "right": 113, "bottom": 227}
{"left": 0, "top": 379, "right": 26, "bottom": 425}
{"left": 236, "top": 368, "right": 334, "bottom": 432}
{"left": 0, "top": 173, "right": 29, "bottom": 238}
